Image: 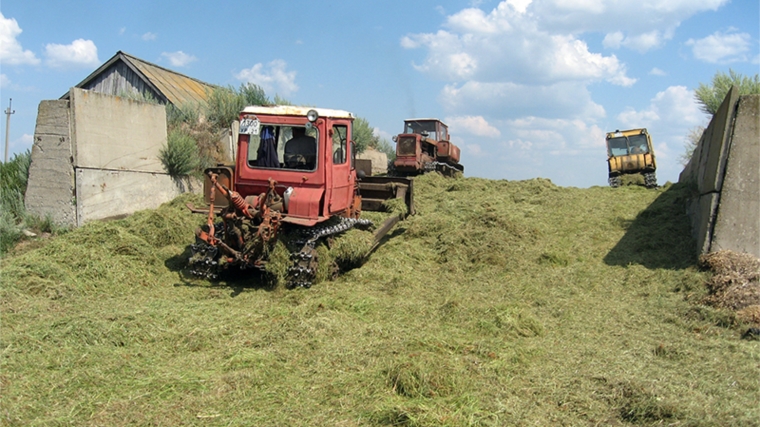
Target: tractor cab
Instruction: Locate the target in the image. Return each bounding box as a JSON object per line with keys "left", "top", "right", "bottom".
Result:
{"left": 218, "top": 106, "right": 359, "bottom": 225}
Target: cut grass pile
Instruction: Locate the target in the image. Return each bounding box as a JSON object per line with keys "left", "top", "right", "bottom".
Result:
{"left": 1, "top": 173, "right": 759, "bottom": 426}
{"left": 700, "top": 250, "right": 760, "bottom": 324}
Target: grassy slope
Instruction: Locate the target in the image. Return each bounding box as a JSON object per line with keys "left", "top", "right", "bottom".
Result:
{"left": 1, "top": 174, "right": 758, "bottom": 426}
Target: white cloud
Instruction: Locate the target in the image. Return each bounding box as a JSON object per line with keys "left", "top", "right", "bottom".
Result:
{"left": 399, "top": 0, "right": 729, "bottom": 186}
{"left": 465, "top": 143, "right": 483, "bottom": 156}
{"left": 403, "top": 9, "right": 634, "bottom": 86}
{"left": 0, "top": 74, "right": 9, "bottom": 89}
{"left": 142, "top": 32, "right": 157, "bottom": 41}
{"left": 507, "top": 0, "right": 533, "bottom": 14}
{"left": 372, "top": 127, "right": 393, "bottom": 142}
{"left": 440, "top": 81, "right": 606, "bottom": 120}
{"left": 687, "top": 30, "right": 753, "bottom": 63}
{"left": 0, "top": 13, "right": 40, "bottom": 65}
{"left": 604, "top": 30, "right": 671, "bottom": 53}
{"left": 44, "top": 39, "right": 100, "bottom": 68}
{"left": 532, "top": 0, "right": 727, "bottom": 52}
{"left": 622, "top": 30, "right": 667, "bottom": 52}
{"left": 603, "top": 31, "right": 624, "bottom": 49}
{"left": 9, "top": 133, "right": 34, "bottom": 154}
{"left": 507, "top": 116, "right": 606, "bottom": 152}
{"left": 445, "top": 115, "right": 501, "bottom": 137}
{"left": 161, "top": 51, "right": 197, "bottom": 67}
{"left": 615, "top": 86, "right": 709, "bottom": 183}
{"left": 617, "top": 86, "right": 704, "bottom": 129}
{"left": 649, "top": 67, "right": 667, "bottom": 76}
{"left": 235, "top": 59, "right": 298, "bottom": 96}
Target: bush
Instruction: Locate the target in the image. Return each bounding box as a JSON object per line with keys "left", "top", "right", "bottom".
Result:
{"left": 695, "top": 69, "right": 760, "bottom": 115}
{"left": 159, "top": 129, "right": 201, "bottom": 178}
{"left": 166, "top": 102, "right": 202, "bottom": 129}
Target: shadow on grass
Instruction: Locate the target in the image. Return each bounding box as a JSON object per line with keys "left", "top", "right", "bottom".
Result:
{"left": 165, "top": 245, "right": 276, "bottom": 296}
{"left": 604, "top": 183, "right": 697, "bottom": 270}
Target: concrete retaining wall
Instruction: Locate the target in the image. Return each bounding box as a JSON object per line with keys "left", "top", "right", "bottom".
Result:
{"left": 710, "top": 95, "right": 760, "bottom": 255}
{"left": 24, "top": 100, "right": 77, "bottom": 226}
{"left": 26, "top": 88, "right": 195, "bottom": 227}
{"left": 75, "top": 169, "right": 187, "bottom": 223}
{"left": 679, "top": 88, "right": 760, "bottom": 258}
{"left": 71, "top": 88, "right": 166, "bottom": 172}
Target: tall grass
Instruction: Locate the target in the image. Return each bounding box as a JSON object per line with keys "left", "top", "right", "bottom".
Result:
{"left": 0, "top": 151, "right": 67, "bottom": 255}
{"left": 0, "top": 151, "right": 31, "bottom": 253}
{"left": 2, "top": 172, "right": 757, "bottom": 426}
{"left": 204, "top": 83, "right": 269, "bottom": 130}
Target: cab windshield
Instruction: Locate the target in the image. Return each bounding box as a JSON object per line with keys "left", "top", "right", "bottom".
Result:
{"left": 607, "top": 134, "right": 649, "bottom": 156}
{"left": 404, "top": 121, "right": 440, "bottom": 140}
{"left": 240, "top": 117, "right": 319, "bottom": 171}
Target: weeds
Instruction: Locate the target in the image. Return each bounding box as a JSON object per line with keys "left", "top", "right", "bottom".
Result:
{"left": 0, "top": 151, "right": 67, "bottom": 255}
{"left": 159, "top": 129, "right": 202, "bottom": 178}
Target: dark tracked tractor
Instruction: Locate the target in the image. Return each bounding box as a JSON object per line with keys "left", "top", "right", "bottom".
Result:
{"left": 186, "top": 106, "right": 414, "bottom": 288}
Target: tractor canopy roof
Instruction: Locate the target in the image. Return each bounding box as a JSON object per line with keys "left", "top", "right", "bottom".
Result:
{"left": 241, "top": 105, "right": 355, "bottom": 120}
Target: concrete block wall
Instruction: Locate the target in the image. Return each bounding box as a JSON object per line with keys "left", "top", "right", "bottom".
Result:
{"left": 71, "top": 88, "right": 166, "bottom": 172}
{"left": 679, "top": 89, "right": 760, "bottom": 258}
{"left": 24, "top": 100, "right": 77, "bottom": 226}
{"left": 26, "top": 88, "right": 194, "bottom": 227}
{"left": 710, "top": 95, "right": 760, "bottom": 256}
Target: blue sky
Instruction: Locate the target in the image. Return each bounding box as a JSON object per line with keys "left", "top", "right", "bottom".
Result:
{"left": 1, "top": 0, "right": 758, "bottom": 187}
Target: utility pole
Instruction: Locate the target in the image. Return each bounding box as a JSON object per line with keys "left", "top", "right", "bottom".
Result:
{"left": 4, "top": 98, "right": 15, "bottom": 163}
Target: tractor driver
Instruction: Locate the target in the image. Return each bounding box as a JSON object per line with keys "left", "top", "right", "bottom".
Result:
{"left": 631, "top": 141, "right": 647, "bottom": 154}
{"left": 284, "top": 127, "right": 317, "bottom": 169}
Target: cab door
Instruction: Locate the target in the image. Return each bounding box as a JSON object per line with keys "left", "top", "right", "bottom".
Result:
{"left": 328, "top": 122, "right": 352, "bottom": 214}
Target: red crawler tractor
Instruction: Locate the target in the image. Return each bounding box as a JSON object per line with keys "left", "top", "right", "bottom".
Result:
{"left": 187, "top": 105, "right": 413, "bottom": 288}
{"left": 392, "top": 118, "right": 464, "bottom": 176}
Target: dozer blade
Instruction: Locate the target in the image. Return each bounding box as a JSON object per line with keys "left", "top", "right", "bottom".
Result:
{"left": 358, "top": 176, "right": 415, "bottom": 216}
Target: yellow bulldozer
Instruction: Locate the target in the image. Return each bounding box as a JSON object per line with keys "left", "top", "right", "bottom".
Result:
{"left": 606, "top": 128, "right": 657, "bottom": 188}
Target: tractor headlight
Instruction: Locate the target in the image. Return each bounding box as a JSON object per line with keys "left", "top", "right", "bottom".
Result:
{"left": 283, "top": 187, "right": 294, "bottom": 211}
{"left": 307, "top": 109, "right": 319, "bottom": 122}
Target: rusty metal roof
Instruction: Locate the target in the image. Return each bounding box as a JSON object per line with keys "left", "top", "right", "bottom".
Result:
{"left": 121, "top": 52, "right": 214, "bottom": 106}
{"left": 64, "top": 51, "right": 216, "bottom": 106}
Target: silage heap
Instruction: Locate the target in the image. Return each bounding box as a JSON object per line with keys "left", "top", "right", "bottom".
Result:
{"left": 2, "top": 173, "right": 758, "bottom": 426}
{"left": 1, "top": 194, "right": 205, "bottom": 297}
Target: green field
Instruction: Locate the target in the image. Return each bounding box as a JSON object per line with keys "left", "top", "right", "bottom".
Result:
{"left": 1, "top": 173, "right": 758, "bottom": 426}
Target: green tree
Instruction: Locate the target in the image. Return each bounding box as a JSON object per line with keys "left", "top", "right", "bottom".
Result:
{"left": 351, "top": 116, "right": 396, "bottom": 161}
{"left": 352, "top": 117, "right": 375, "bottom": 154}
{"left": 694, "top": 69, "right": 760, "bottom": 115}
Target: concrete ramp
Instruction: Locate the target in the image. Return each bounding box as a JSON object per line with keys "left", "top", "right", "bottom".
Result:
{"left": 679, "top": 88, "right": 760, "bottom": 258}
